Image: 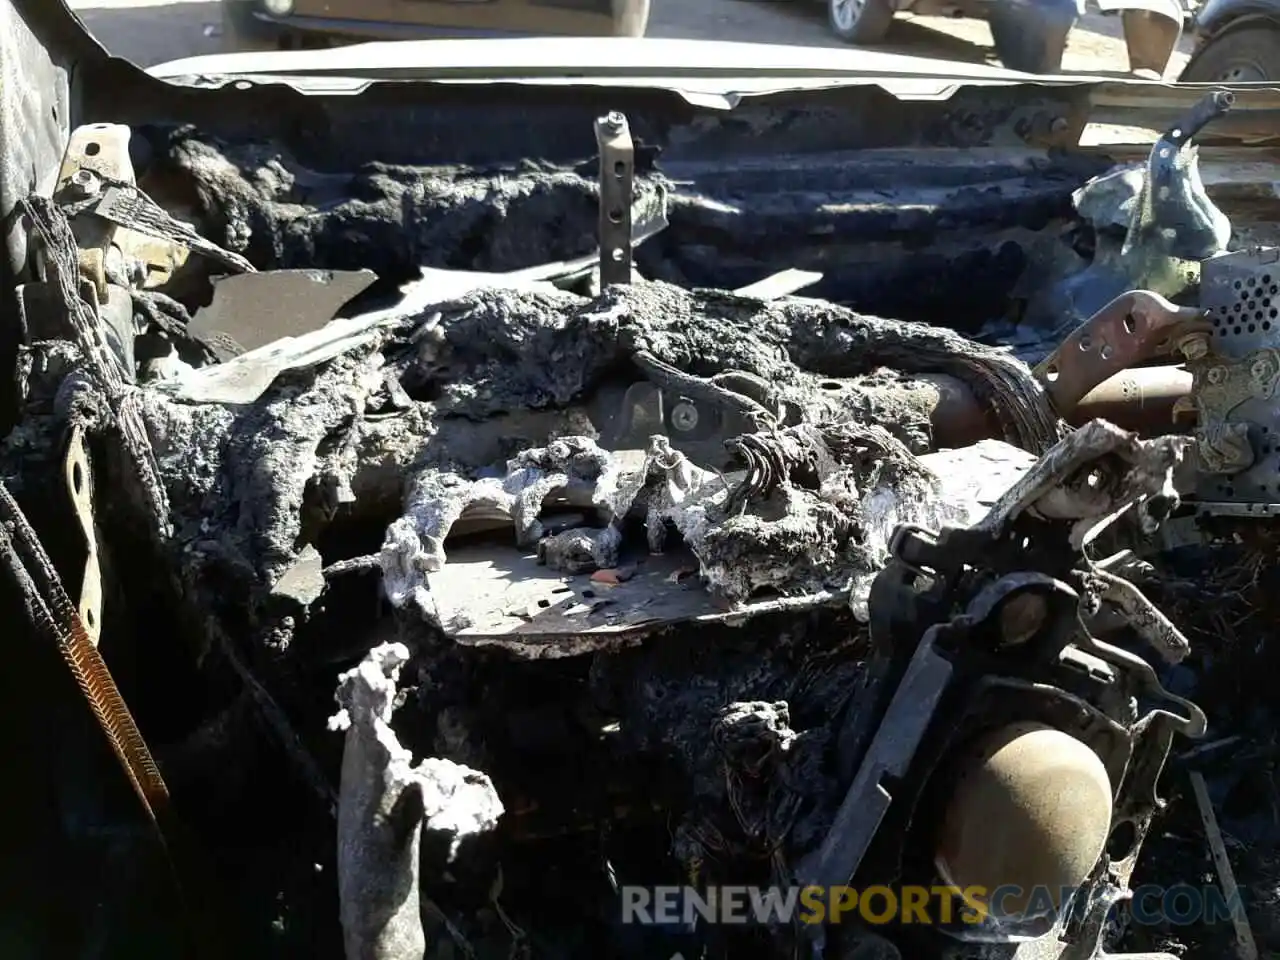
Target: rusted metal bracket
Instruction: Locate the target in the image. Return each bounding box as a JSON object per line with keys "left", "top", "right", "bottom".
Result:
{"left": 1034, "top": 289, "right": 1209, "bottom": 421}
{"left": 1180, "top": 345, "right": 1280, "bottom": 478}
{"left": 55, "top": 123, "right": 190, "bottom": 299}
{"left": 64, "top": 425, "right": 103, "bottom": 646}
{"left": 1180, "top": 248, "right": 1280, "bottom": 506}
{"left": 594, "top": 111, "right": 634, "bottom": 288}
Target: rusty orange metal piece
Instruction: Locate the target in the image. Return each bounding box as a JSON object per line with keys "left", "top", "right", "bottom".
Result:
{"left": 921, "top": 365, "right": 1193, "bottom": 449}
{"left": 1034, "top": 290, "right": 1209, "bottom": 421}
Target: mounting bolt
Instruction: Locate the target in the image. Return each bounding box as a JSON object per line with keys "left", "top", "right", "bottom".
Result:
{"left": 1179, "top": 333, "right": 1210, "bottom": 361}
{"left": 603, "top": 111, "right": 626, "bottom": 132}
{"left": 1171, "top": 395, "right": 1197, "bottom": 424}
{"left": 671, "top": 401, "right": 699, "bottom": 432}
{"left": 69, "top": 169, "right": 100, "bottom": 198}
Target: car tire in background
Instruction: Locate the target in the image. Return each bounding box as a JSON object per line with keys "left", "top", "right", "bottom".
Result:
{"left": 828, "top": 0, "right": 895, "bottom": 43}
{"left": 614, "top": 0, "right": 652, "bottom": 36}
{"left": 1181, "top": 22, "right": 1280, "bottom": 80}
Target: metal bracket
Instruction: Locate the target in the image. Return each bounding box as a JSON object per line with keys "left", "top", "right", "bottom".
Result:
{"left": 1185, "top": 247, "right": 1280, "bottom": 501}
{"left": 1034, "top": 289, "right": 1208, "bottom": 420}
{"left": 594, "top": 111, "right": 634, "bottom": 288}
{"left": 794, "top": 621, "right": 954, "bottom": 894}
{"left": 799, "top": 425, "right": 1201, "bottom": 959}
{"left": 55, "top": 124, "right": 190, "bottom": 298}
{"left": 64, "top": 425, "right": 103, "bottom": 646}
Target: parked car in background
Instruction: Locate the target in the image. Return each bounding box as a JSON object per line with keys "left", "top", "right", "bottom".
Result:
{"left": 822, "top": 0, "right": 1186, "bottom": 76}
{"left": 221, "top": 0, "right": 651, "bottom": 51}
{"left": 1180, "top": 0, "right": 1280, "bottom": 80}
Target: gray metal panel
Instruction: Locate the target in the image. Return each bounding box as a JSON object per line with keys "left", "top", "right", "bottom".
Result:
{"left": 1197, "top": 248, "right": 1280, "bottom": 502}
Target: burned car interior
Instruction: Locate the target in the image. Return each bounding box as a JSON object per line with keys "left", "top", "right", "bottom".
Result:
{"left": 9, "top": 3, "right": 1280, "bottom": 960}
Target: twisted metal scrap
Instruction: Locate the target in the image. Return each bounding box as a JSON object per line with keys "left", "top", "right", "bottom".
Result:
{"left": 724, "top": 429, "right": 817, "bottom": 514}
{"left": 330, "top": 642, "right": 503, "bottom": 960}
{"left": 0, "top": 479, "right": 173, "bottom": 833}
{"left": 723, "top": 421, "right": 926, "bottom": 514}
{"left": 973, "top": 418, "right": 1191, "bottom": 549}
{"left": 19, "top": 195, "right": 171, "bottom": 539}
{"left": 58, "top": 173, "right": 256, "bottom": 276}
{"left": 949, "top": 350, "right": 1063, "bottom": 455}
{"left": 8, "top": 196, "right": 181, "bottom": 864}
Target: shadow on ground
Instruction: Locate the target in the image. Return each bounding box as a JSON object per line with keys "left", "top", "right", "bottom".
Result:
{"left": 649, "top": 0, "right": 999, "bottom": 61}
{"left": 71, "top": 2, "right": 222, "bottom": 67}
{"left": 648, "top": 0, "right": 1187, "bottom": 77}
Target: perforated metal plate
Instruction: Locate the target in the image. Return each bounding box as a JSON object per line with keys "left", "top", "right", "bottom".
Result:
{"left": 1204, "top": 249, "right": 1280, "bottom": 352}
{"left": 1197, "top": 248, "right": 1280, "bottom": 504}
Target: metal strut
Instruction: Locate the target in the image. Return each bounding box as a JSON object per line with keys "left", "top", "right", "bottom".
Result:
{"left": 594, "top": 111, "right": 634, "bottom": 287}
